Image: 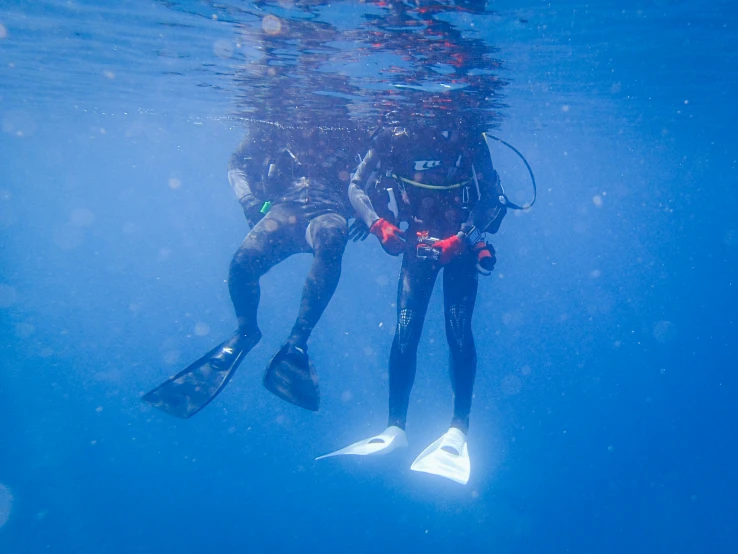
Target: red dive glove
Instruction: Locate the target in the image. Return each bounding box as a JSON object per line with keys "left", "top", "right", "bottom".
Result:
{"left": 474, "top": 241, "right": 497, "bottom": 275}
{"left": 370, "top": 218, "right": 406, "bottom": 256}
{"left": 434, "top": 233, "right": 466, "bottom": 265}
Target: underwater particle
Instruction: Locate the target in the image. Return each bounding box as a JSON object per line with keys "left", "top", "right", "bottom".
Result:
{"left": 2, "top": 109, "right": 37, "bottom": 137}
{"left": 15, "top": 322, "right": 34, "bottom": 338}
{"left": 375, "top": 274, "right": 389, "bottom": 286}
{"left": 213, "top": 39, "right": 234, "bottom": 59}
{"left": 340, "top": 390, "right": 353, "bottom": 403}
{"left": 653, "top": 320, "right": 677, "bottom": 343}
{"left": 592, "top": 194, "right": 603, "bottom": 207}
{"left": 0, "top": 24, "right": 7, "bottom": 39}
{"left": 610, "top": 82, "right": 621, "bottom": 94}
{"left": 103, "top": 70, "right": 115, "bottom": 79}
{"left": 590, "top": 269, "right": 601, "bottom": 278}
{"left": 262, "top": 14, "right": 282, "bottom": 35}
{"left": 724, "top": 229, "right": 737, "bottom": 247}
{"left": 520, "top": 365, "right": 532, "bottom": 376}
{"left": 502, "top": 311, "right": 524, "bottom": 328}
{"left": 52, "top": 225, "right": 84, "bottom": 250}
{"left": 168, "top": 177, "right": 181, "bottom": 190}
{"left": 0, "top": 284, "right": 18, "bottom": 308}
{"left": 70, "top": 208, "right": 95, "bottom": 227}
{"left": 0, "top": 483, "right": 13, "bottom": 528}
{"left": 362, "top": 346, "right": 373, "bottom": 356}
{"left": 193, "top": 322, "right": 210, "bottom": 336}
{"left": 163, "top": 350, "right": 180, "bottom": 365}
{"left": 500, "top": 374, "right": 522, "bottom": 396}
{"left": 561, "top": 104, "right": 570, "bottom": 112}
{"left": 39, "top": 347, "right": 53, "bottom": 358}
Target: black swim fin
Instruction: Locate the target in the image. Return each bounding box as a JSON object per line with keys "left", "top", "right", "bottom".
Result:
{"left": 263, "top": 342, "right": 320, "bottom": 412}
{"left": 143, "top": 330, "right": 261, "bottom": 418}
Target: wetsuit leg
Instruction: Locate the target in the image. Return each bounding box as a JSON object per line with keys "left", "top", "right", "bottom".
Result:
{"left": 388, "top": 252, "right": 440, "bottom": 430}
{"left": 228, "top": 203, "right": 303, "bottom": 333}
{"left": 442, "top": 252, "right": 479, "bottom": 434}
{"left": 287, "top": 212, "right": 348, "bottom": 347}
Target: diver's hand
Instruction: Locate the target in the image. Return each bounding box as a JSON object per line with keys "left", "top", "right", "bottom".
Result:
{"left": 370, "top": 218, "right": 406, "bottom": 256}
{"left": 348, "top": 219, "right": 370, "bottom": 242}
{"left": 241, "top": 199, "right": 264, "bottom": 228}
{"left": 474, "top": 241, "right": 496, "bottom": 276}
{"left": 433, "top": 233, "right": 466, "bottom": 265}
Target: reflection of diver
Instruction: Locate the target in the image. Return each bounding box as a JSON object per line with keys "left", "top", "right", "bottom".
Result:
{"left": 318, "top": 123, "right": 507, "bottom": 484}
{"left": 144, "top": 124, "right": 363, "bottom": 416}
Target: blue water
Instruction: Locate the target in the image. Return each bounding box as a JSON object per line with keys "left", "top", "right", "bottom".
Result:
{"left": 1, "top": 0, "right": 737, "bottom": 552}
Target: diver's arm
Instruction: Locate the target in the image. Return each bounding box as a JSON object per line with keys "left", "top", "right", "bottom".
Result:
{"left": 470, "top": 142, "right": 507, "bottom": 236}
{"left": 228, "top": 141, "right": 263, "bottom": 211}
{"left": 348, "top": 148, "right": 382, "bottom": 228}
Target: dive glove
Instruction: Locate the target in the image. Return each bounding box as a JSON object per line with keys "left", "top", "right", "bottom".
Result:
{"left": 370, "top": 218, "right": 406, "bottom": 256}
{"left": 433, "top": 233, "right": 466, "bottom": 265}
{"left": 474, "top": 241, "right": 496, "bottom": 275}
{"left": 348, "top": 219, "right": 370, "bottom": 242}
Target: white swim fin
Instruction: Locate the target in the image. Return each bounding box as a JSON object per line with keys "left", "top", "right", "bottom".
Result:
{"left": 316, "top": 425, "right": 408, "bottom": 460}
{"left": 410, "top": 427, "right": 470, "bottom": 485}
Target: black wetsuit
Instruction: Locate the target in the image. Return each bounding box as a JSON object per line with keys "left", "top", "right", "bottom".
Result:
{"left": 350, "top": 127, "right": 506, "bottom": 434}
{"left": 228, "top": 126, "right": 362, "bottom": 349}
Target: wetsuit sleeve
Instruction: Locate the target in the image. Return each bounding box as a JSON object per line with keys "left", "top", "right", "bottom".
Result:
{"left": 348, "top": 147, "right": 382, "bottom": 228}
{"left": 471, "top": 139, "right": 507, "bottom": 234}
{"left": 228, "top": 139, "right": 264, "bottom": 211}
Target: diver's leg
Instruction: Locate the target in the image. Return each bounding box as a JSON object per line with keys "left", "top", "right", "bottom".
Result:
{"left": 388, "top": 252, "right": 439, "bottom": 430}
{"left": 442, "top": 253, "right": 479, "bottom": 434}
{"left": 143, "top": 204, "right": 303, "bottom": 418}
{"left": 228, "top": 204, "right": 301, "bottom": 335}
{"left": 262, "top": 210, "right": 347, "bottom": 411}
{"left": 286, "top": 211, "right": 348, "bottom": 347}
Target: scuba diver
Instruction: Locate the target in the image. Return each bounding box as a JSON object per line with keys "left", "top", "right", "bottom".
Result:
{"left": 143, "top": 123, "right": 364, "bottom": 416}
{"left": 317, "top": 122, "right": 507, "bottom": 485}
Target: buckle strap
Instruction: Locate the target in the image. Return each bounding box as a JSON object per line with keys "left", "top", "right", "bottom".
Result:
{"left": 392, "top": 173, "right": 471, "bottom": 191}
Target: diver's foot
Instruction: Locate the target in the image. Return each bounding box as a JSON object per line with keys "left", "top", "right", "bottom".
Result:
{"left": 316, "top": 426, "right": 408, "bottom": 460}
{"left": 263, "top": 342, "right": 320, "bottom": 411}
{"left": 142, "top": 328, "right": 261, "bottom": 419}
{"left": 410, "top": 427, "right": 470, "bottom": 485}
{"left": 210, "top": 328, "right": 262, "bottom": 371}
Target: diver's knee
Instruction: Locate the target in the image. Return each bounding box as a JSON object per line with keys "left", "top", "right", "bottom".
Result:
{"left": 230, "top": 245, "right": 263, "bottom": 278}
{"left": 313, "top": 225, "right": 348, "bottom": 256}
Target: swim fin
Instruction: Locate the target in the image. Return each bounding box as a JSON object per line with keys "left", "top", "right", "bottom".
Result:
{"left": 263, "top": 342, "right": 320, "bottom": 411}
{"left": 316, "top": 425, "right": 408, "bottom": 460}
{"left": 410, "top": 427, "right": 470, "bottom": 485}
{"left": 315, "top": 425, "right": 407, "bottom": 460}
{"left": 142, "top": 330, "right": 261, "bottom": 418}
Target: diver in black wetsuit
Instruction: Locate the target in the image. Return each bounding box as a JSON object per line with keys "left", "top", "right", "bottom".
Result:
{"left": 143, "top": 124, "right": 363, "bottom": 416}
{"left": 318, "top": 123, "right": 506, "bottom": 484}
